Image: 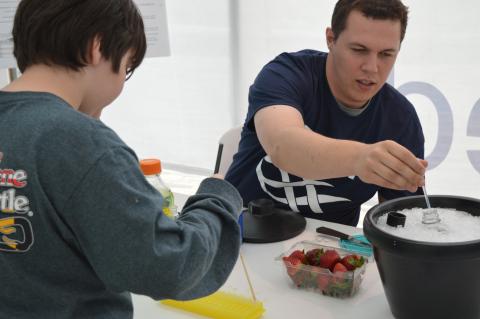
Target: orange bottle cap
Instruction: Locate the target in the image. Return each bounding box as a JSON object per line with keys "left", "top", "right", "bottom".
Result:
{"left": 140, "top": 158, "right": 162, "bottom": 175}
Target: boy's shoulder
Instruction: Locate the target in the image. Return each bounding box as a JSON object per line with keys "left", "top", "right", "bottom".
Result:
{"left": 1, "top": 91, "right": 125, "bottom": 150}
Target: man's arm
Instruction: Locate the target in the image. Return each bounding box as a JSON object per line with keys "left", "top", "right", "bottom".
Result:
{"left": 255, "top": 104, "right": 427, "bottom": 193}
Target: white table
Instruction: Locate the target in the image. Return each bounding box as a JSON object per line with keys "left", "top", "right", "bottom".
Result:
{"left": 132, "top": 194, "right": 394, "bottom": 319}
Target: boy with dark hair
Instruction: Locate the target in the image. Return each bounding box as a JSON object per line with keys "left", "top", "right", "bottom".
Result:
{"left": 0, "top": 1, "right": 242, "bottom": 318}
{"left": 226, "top": 0, "right": 427, "bottom": 226}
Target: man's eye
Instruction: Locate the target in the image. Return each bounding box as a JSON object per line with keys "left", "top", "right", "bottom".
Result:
{"left": 351, "top": 48, "right": 365, "bottom": 53}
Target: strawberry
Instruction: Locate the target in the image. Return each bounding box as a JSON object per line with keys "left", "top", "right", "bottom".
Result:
{"left": 318, "top": 249, "right": 341, "bottom": 271}
{"left": 288, "top": 249, "right": 306, "bottom": 263}
{"left": 333, "top": 262, "right": 348, "bottom": 273}
{"left": 282, "top": 255, "right": 310, "bottom": 287}
{"left": 282, "top": 256, "right": 303, "bottom": 277}
{"left": 332, "top": 261, "right": 348, "bottom": 284}
{"left": 316, "top": 272, "right": 330, "bottom": 291}
{"left": 340, "top": 254, "right": 365, "bottom": 271}
{"left": 305, "top": 248, "right": 324, "bottom": 266}
{"left": 292, "top": 268, "right": 310, "bottom": 287}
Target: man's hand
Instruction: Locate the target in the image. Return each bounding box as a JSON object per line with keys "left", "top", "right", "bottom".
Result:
{"left": 211, "top": 173, "right": 224, "bottom": 180}
{"left": 354, "top": 140, "right": 427, "bottom": 193}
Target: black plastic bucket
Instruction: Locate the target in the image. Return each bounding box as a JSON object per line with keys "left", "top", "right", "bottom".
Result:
{"left": 363, "top": 195, "right": 480, "bottom": 319}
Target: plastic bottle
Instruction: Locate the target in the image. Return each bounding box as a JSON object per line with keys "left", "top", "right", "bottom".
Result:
{"left": 140, "top": 158, "right": 176, "bottom": 218}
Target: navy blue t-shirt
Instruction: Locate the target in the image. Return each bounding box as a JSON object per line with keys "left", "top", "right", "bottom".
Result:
{"left": 225, "top": 50, "right": 425, "bottom": 226}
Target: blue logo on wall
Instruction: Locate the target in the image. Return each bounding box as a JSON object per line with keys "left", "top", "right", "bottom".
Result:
{"left": 388, "top": 70, "right": 480, "bottom": 173}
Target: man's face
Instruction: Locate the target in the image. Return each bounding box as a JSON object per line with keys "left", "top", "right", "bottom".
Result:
{"left": 325, "top": 10, "right": 402, "bottom": 108}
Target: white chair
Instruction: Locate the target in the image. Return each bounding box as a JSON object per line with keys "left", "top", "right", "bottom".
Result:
{"left": 213, "top": 126, "right": 242, "bottom": 175}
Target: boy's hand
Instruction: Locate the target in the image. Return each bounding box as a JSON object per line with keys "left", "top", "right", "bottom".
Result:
{"left": 354, "top": 140, "right": 427, "bottom": 193}
{"left": 211, "top": 174, "right": 224, "bottom": 180}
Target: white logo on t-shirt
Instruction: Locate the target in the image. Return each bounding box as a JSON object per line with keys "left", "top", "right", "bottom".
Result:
{"left": 256, "top": 156, "right": 351, "bottom": 213}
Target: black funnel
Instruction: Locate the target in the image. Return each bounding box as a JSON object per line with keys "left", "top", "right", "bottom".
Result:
{"left": 242, "top": 198, "right": 306, "bottom": 243}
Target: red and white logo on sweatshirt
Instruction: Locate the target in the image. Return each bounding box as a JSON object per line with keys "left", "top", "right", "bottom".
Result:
{"left": 0, "top": 152, "right": 34, "bottom": 252}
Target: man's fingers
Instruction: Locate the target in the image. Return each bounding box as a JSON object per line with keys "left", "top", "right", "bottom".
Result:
{"left": 358, "top": 141, "right": 426, "bottom": 192}
{"left": 419, "top": 159, "right": 428, "bottom": 168}
{"left": 371, "top": 171, "right": 408, "bottom": 191}
{"left": 373, "top": 161, "right": 419, "bottom": 192}
{"left": 387, "top": 142, "right": 426, "bottom": 175}
{"left": 379, "top": 152, "right": 424, "bottom": 188}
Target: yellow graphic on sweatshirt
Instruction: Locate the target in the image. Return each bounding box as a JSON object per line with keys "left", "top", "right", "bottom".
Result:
{"left": 0, "top": 217, "right": 33, "bottom": 252}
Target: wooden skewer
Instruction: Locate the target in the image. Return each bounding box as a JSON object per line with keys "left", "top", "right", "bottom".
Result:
{"left": 239, "top": 252, "right": 257, "bottom": 302}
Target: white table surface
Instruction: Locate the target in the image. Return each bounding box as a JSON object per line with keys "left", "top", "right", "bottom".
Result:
{"left": 132, "top": 193, "right": 394, "bottom": 319}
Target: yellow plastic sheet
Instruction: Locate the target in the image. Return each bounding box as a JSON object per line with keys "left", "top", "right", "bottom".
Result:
{"left": 161, "top": 291, "right": 265, "bottom": 319}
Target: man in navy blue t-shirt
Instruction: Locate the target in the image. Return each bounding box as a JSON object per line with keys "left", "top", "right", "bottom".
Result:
{"left": 226, "top": 0, "right": 427, "bottom": 226}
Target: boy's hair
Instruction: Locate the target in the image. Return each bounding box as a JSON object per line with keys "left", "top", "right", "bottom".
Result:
{"left": 12, "top": 0, "right": 147, "bottom": 77}
{"left": 331, "top": 0, "right": 409, "bottom": 42}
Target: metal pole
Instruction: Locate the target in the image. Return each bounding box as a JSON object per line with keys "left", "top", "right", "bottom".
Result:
{"left": 7, "top": 67, "right": 17, "bottom": 83}
{"left": 229, "top": 0, "right": 240, "bottom": 127}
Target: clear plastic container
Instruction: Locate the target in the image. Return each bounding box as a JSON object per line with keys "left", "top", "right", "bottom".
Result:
{"left": 140, "top": 158, "right": 177, "bottom": 218}
{"left": 276, "top": 241, "right": 367, "bottom": 298}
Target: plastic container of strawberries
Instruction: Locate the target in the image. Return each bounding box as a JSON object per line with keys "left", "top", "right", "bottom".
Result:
{"left": 276, "top": 241, "right": 367, "bottom": 298}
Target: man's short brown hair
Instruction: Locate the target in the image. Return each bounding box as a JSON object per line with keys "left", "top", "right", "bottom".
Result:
{"left": 331, "top": 0, "right": 409, "bottom": 42}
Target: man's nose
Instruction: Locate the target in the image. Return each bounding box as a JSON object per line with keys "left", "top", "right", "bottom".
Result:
{"left": 361, "top": 54, "right": 378, "bottom": 73}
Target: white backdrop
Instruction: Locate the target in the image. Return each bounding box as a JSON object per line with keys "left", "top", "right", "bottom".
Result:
{"left": 1, "top": 1, "right": 478, "bottom": 199}
{"left": 102, "top": 0, "right": 234, "bottom": 172}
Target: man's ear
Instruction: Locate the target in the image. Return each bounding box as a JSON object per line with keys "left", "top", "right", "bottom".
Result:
{"left": 325, "top": 27, "right": 335, "bottom": 50}
{"left": 87, "top": 36, "right": 103, "bottom": 66}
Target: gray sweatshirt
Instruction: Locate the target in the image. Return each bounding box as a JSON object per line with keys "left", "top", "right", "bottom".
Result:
{"left": 0, "top": 91, "right": 242, "bottom": 318}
